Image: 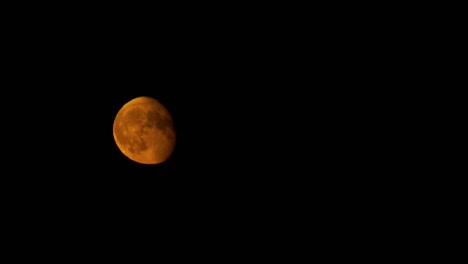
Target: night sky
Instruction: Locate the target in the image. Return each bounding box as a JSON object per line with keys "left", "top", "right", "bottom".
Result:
{"left": 1, "top": 5, "right": 416, "bottom": 257}
{"left": 7, "top": 16, "right": 313, "bottom": 209}
{"left": 4, "top": 8, "right": 327, "bottom": 249}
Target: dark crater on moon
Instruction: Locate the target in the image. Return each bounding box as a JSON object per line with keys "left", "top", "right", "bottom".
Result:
{"left": 146, "top": 109, "right": 172, "bottom": 131}
{"left": 126, "top": 108, "right": 145, "bottom": 125}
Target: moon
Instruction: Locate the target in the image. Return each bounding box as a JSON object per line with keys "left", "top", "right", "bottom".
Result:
{"left": 113, "top": 96, "right": 176, "bottom": 165}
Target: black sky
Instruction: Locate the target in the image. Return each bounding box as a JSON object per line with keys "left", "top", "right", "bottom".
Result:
{"left": 6, "top": 4, "right": 388, "bottom": 227}
{"left": 0, "top": 4, "right": 425, "bottom": 257}
{"left": 5, "top": 10, "right": 329, "bottom": 205}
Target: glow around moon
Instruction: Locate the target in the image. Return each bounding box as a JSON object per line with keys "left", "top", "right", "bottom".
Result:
{"left": 113, "top": 96, "right": 176, "bottom": 165}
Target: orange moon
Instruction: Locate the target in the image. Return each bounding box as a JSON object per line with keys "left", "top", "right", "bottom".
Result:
{"left": 113, "top": 96, "right": 176, "bottom": 165}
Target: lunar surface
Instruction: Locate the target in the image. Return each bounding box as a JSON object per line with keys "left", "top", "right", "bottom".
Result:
{"left": 113, "top": 96, "right": 176, "bottom": 164}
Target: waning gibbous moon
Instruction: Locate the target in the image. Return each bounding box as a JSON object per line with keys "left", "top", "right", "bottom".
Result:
{"left": 113, "top": 96, "right": 176, "bottom": 165}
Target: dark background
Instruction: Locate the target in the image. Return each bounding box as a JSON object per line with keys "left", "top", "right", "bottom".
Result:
{"left": 1, "top": 5, "right": 415, "bottom": 254}
{"left": 3, "top": 9, "right": 381, "bottom": 204}
{"left": 3, "top": 9, "right": 312, "bottom": 222}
